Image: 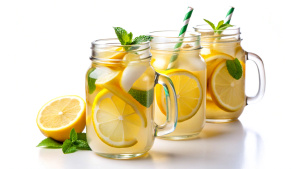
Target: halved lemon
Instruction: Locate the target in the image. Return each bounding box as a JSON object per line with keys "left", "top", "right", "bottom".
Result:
{"left": 92, "top": 89, "right": 145, "bottom": 148}
{"left": 210, "top": 61, "right": 245, "bottom": 112}
{"left": 36, "top": 95, "right": 86, "bottom": 142}
{"left": 156, "top": 69, "right": 203, "bottom": 122}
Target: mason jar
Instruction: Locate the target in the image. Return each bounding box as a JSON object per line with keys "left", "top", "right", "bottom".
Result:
{"left": 86, "top": 39, "right": 178, "bottom": 159}
{"left": 194, "top": 25, "right": 266, "bottom": 123}
{"left": 150, "top": 31, "right": 206, "bottom": 140}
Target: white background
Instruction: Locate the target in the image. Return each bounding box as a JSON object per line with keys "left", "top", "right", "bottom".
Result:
{"left": 1, "top": 0, "right": 300, "bottom": 168}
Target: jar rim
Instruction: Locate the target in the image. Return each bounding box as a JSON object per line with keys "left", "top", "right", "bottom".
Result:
{"left": 194, "top": 24, "right": 242, "bottom": 43}
{"left": 90, "top": 54, "right": 152, "bottom": 64}
{"left": 91, "top": 38, "right": 151, "bottom": 62}
{"left": 149, "top": 30, "right": 200, "bottom": 38}
{"left": 193, "top": 24, "right": 240, "bottom": 31}
{"left": 92, "top": 38, "right": 150, "bottom": 49}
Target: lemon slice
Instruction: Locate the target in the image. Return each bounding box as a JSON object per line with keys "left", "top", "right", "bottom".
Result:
{"left": 108, "top": 47, "right": 127, "bottom": 59}
{"left": 202, "top": 53, "right": 234, "bottom": 62}
{"left": 92, "top": 89, "right": 145, "bottom": 148}
{"left": 210, "top": 61, "right": 245, "bottom": 112}
{"left": 156, "top": 69, "right": 203, "bottom": 122}
{"left": 203, "top": 53, "right": 234, "bottom": 78}
{"left": 91, "top": 67, "right": 120, "bottom": 85}
{"left": 36, "top": 95, "right": 86, "bottom": 142}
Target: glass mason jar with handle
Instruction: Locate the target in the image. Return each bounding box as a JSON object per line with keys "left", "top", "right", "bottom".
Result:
{"left": 86, "top": 39, "right": 178, "bottom": 159}
{"left": 150, "top": 31, "right": 206, "bottom": 140}
{"left": 194, "top": 25, "right": 266, "bottom": 123}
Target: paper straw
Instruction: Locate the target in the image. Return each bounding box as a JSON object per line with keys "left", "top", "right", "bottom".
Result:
{"left": 225, "top": 7, "right": 235, "bottom": 24}
{"left": 167, "top": 7, "right": 194, "bottom": 70}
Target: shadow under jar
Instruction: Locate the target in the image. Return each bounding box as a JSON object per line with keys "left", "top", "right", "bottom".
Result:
{"left": 86, "top": 39, "right": 178, "bottom": 159}
{"left": 194, "top": 25, "right": 266, "bottom": 123}
{"left": 150, "top": 31, "right": 206, "bottom": 140}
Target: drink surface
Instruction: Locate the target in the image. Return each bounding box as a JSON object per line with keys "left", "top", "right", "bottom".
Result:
{"left": 151, "top": 47, "right": 206, "bottom": 139}
{"left": 201, "top": 37, "right": 246, "bottom": 122}
{"left": 86, "top": 50, "right": 156, "bottom": 155}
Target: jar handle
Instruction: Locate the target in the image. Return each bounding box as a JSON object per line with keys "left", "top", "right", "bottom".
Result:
{"left": 246, "top": 52, "right": 266, "bottom": 105}
{"left": 154, "top": 72, "right": 178, "bottom": 137}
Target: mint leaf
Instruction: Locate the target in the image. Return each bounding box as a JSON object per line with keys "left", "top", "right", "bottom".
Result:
{"left": 226, "top": 58, "right": 243, "bottom": 80}
{"left": 204, "top": 19, "right": 215, "bottom": 30}
{"left": 132, "top": 35, "right": 153, "bottom": 45}
{"left": 87, "top": 68, "right": 97, "bottom": 94}
{"left": 128, "top": 32, "right": 133, "bottom": 44}
{"left": 77, "top": 133, "right": 87, "bottom": 141}
{"left": 113, "top": 27, "right": 132, "bottom": 45}
{"left": 38, "top": 131, "right": 91, "bottom": 154}
{"left": 204, "top": 19, "right": 233, "bottom": 34}
{"left": 216, "top": 20, "right": 224, "bottom": 30}
{"left": 74, "top": 140, "right": 91, "bottom": 150}
{"left": 113, "top": 27, "right": 127, "bottom": 45}
{"left": 63, "top": 145, "right": 77, "bottom": 154}
{"left": 128, "top": 88, "right": 154, "bottom": 108}
{"left": 113, "top": 27, "right": 153, "bottom": 51}
{"left": 37, "top": 138, "right": 62, "bottom": 148}
{"left": 70, "top": 128, "right": 77, "bottom": 142}
{"left": 62, "top": 139, "right": 73, "bottom": 154}
{"left": 66, "top": 145, "right": 77, "bottom": 154}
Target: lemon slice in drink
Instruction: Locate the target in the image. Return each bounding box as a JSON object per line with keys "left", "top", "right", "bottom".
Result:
{"left": 156, "top": 69, "right": 203, "bottom": 122}
{"left": 203, "top": 53, "right": 234, "bottom": 78}
{"left": 108, "top": 47, "right": 127, "bottom": 59}
{"left": 202, "top": 52, "right": 234, "bottom": 62}
{"left": 92, "top": 89, "right": 145, "bottom": 148}
{"left": 36, "top": 95, "right": 86, "bottom": 142}
{"left": 210, "top": 61, "right": 245, "bottom": 112}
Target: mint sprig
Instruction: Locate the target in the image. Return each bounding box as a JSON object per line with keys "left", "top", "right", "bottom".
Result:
{"left": 128, "top": 88, "right": 154, "bottom": 108}
{"left": 87, "top": 68, "right": 97, "bottom": 94}
{"left": 203, "top": 19, "right": 233, "bottom": 34}
{"left": 37, "top": 138, "right": 62, "bottom": 148}
{"left": 113, "top": 27, "right": 152, "bottom": 51}
{"left": 37, "top": 128, "right": 91, "bottom": 154}
{"left": 226, "top": 58, "right": 243, "bottom": 80}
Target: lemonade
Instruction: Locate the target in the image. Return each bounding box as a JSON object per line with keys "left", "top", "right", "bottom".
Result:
{"left": 86, "top": 43, "right": 154, "bottom": 158}
{"left": 150, "top": 31, "right": 206, "bottom": 140}
{"left": 86, "top": 28, "right": 177, "bottom": 159}
{"left": 194, "top": 25, "right": 246, "bottom": 122}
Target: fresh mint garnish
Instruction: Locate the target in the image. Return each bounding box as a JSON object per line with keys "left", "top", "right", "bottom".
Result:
{"left": 113, "top": 27, "right": 133, "bottom": 45}
{"left": 226, "top": 58, "right": 243, "bottom": 80}
{"left": 113, "top": 27, "right": 152, "bottom": 51}
{"left": 62, "top": 139, "right": 77, "bottom": 154}
{"left": 70, "top": 128, "right": 77, "bottom": 142}
{"left": 203, "top": 19, "right": 233, "bottom": 34}
{"left": 74, "top": 140, "right": 91, "bottom": 150}
{"left": 37, "top": 138, "right": 62, "bottom": 148}
{"left": 37, "top": 128, "right": 91, "bottom": 154}
{"left": 128, "top": 88, "right": 154, "bottom": 108}
{"left": 87, "top": 68, "right": 97, "bottom": 94}
{"left": 132, "top": 35, "right": 153, "bottom": 45}
{"left": 77, "top": 133, "right": 88, "bottom": 141}
{"left": 62, "top": 128, "right": 91, "bottom": 154}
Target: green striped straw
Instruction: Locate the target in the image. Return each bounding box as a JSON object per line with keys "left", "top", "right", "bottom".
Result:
{"left": 167, "top": 7, "right": 194, "bottom": 70}
{"left": 225, "top": 7, "right": 235, "bottom": 24}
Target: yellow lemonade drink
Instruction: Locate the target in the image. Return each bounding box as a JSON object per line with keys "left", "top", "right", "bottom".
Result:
{"left": 150, "top": 31, "right": 206, "bottom": 140}
{"left": 194, "top": 25, "right": 246, "bottom": 122}
{"left": 86, "top": 34, "right": 177, "bottom": 159}
{"left": 86, "top": 62, "right": 155, "bottom": 158}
